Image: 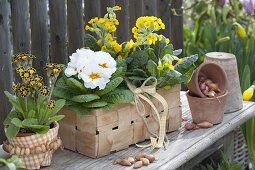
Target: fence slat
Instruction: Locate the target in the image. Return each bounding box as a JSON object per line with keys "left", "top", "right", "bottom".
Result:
{"left": 100, "top": 0, "right": 115, "bottom": 15}
{"left": 0, "top": 0, "right": 12, "bottom": 143}
{"left": 129, "top": 0, "right": 144, "bottom": 37}
{"left": 169, "top": 0, "right": 183, "bottom": 55}
{"left": 116, "top": 0, "right": 129, "bottom": 42}
{"left": 84, "top": 0, "right": 101, "bottom": 24}
{"left": 67, "top": 0, "right": 84, "bottom": 55}
{"left": 49, "top": 0, "right": 67, "bottom": 64}
{"left": 157, "top": 0, "right": 170, "bottom": 37}
{"left": 30, "top": 0, "right": 49, "bottom": 80}
{"left": 10, "top": 0, "right": 30, "bottom": 53}
{"left": 144, "top": 0, "right": 157, "bottom": 16}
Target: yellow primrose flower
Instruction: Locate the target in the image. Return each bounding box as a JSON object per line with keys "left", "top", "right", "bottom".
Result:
{"left": 111, "top": 25, "right": 117, "bottom": 32}
{"left": 243, "top": 86, "right": 255, "bottom": 101}
{"left": 113, "top": 43, "right": 121, "bottom": 53}
{"left": 165, "top": 38, "right": 170, "bottom": 44}
{"left": 117, "top": 55, "right": 123, "bottom": 59}
{"left": 132, "top": 27, "right": 137, "bottom": 34}
{"left": 101, "top": 45, "right": 107, "bottom": 51}
{"left": 105, "top": 23, "right": 111, "bottom": 30}
{"left": 157, "top": 65, "right": 163, "bottom": 71}
{"left": 153, "top": 22, "right": 159, "bottom": 30}
{"left": 164, "top": 63, "right": 174, "bottom": 70}
{"left": 126, "top": 39, "right": 134, "bottom": 49}
{"left": 158, "top": 35, "right": 163, "bottom": 41}
{"left": 178, "top": 58, "right": 183, "bottom": 64}
{"left": 97, "top": 39, "right": 102, "bottom": 45}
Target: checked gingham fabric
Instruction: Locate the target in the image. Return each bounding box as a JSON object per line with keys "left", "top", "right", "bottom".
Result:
{"left": 8, "top": 122, "right": 59, "bottom": 169}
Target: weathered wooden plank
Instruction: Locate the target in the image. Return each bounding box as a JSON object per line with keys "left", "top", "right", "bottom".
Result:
{"left": 100, "top": 0, "right": 115, "bottom": 15}
{"left": 169, "top": 0, "right": 183, "bottom": 55}
{"left": 10, "top": 0, "right": 30, "bottom": 53}
{"left": 67, "top": 0, "right": 84, "bottom": 55}
{"left": 0, "top": 0, "right": 12, "bottom": 143}
{"left": 30, "top": 0, "right": 49, "bottom": 80}
{"left": 49, "top": 0, "right": 67, "bottom": 64}
{"left": 43, "top": 94, "right": 255, "bottom": 170}
{"left": 84, "top": 0, "right": 101, "bottom": 24}
{"left": 129, "top": 0, "right": 144, "bottom": 37}
{"left": 157, "top": 0, "right": 170, "bottom": 37}
{"left": 143, "top": 0, "right": 157, "bottom": 16}
{"left": 116, "top": 0, "right": 129, "bottom": 42}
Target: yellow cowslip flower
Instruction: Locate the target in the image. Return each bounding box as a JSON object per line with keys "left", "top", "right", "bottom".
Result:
{"left": 178, "top": 58, "right": 183, "bottom": 64}
{"left": 98, "top": 18, "right": 105, "bottom": 23}
{"left": 134, "top": 33, "right": 139, "bottom": 39}
{"left": 243, "top": 86, "right": 255, "bottom": 101}
{"left": 113, "top": 6, "right": 121, "bottom": 11}
{"left": 160, "top": 22, "right": 165, "bottom": 29}
{"left": 97, "top": 39, "right": 102, "bottom": 45}
{"left": 158, "top": 35, "right": 163, "bottom": 41}
{"left": 111, "top": 25, "right": 116, "bottom": 32}
{"left": 153, "top": 22, "right": 159, "bottom": 30}
{"left": 165, "top": 38, "right": 170, "bottom": 44}
{"left": 101, "top": 45, "right": 107, "bottom": 51}
{"left": 164, "top": 63, "right": 174, "bottom": 70}
{"left": 85, "top": 25, "right": 90, "bottom": 30}
{"left": 152, "top": 36, "right": 157, "bottom": 44}
{"left": 126, "top": 39, "right": 134, "bottom": 49}
{"left": 146, "top": 34, "right": 154, "bottom": 45}
{"left": 114, "top": 43, "right": 121, "bottom": 53}
{"left": 132, "top": 27, "right": 137, "bottom": 34}
{"left": 157, "top": 65, "right": 163, "bottom": 71}
{"left": 105, "top": 22, "right": 111, "bottom": 30}
{"left": 106, "top": 33, "right": 113, "bottom": 40}
{"left": 117, "top": 55, "right": 123, "bottom": 59}
{"left": 144, "top": 21, "right": 151, "bottom": 28}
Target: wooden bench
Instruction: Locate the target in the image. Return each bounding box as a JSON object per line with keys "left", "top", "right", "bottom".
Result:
{"left": 41, "top": 92, "right": 255, "bottom": 170}
{"left": 1, "top": 91, "right": 252, "bottom": 169}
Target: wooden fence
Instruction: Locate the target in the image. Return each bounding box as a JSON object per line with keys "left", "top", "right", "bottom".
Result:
{"left": 0, "top": 0, "right": 183, "bottom": 142}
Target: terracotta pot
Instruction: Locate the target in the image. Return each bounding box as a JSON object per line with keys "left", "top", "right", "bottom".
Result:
{"left": 187, "top": 62, "right": 228, "bottom": 98}
{"left": 186, "top": 91, "right": 228, "bottom": 124}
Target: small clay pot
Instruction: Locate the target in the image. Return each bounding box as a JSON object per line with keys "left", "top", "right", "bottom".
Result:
{"left": 186, "top": 91, "right": 228, "bottom": 124}
{"left": 187, "top": 62, "right": 228, "bottom": 98}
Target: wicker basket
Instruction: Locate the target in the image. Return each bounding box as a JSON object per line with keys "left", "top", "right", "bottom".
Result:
{"left": 233, "top": 127, "right": 249, "bottom": 169}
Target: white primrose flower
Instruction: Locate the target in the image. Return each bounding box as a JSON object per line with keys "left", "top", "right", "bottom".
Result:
{"left": 95, "top": 51, "right": 117, "bottom": 76}
{"left": 64, "top": 49, "right": 94, "bottom": 79}
{"left": 80, "top": 65, "right": 110, "bottom": 90}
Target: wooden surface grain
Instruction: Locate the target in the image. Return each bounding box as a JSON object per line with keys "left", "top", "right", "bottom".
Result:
{"left": 43, "top": 92, "right": 255, "bottom": 170}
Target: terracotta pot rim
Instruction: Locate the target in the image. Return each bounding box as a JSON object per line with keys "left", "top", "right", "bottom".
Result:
{"left": 206, "top": 52, "right": 235, "bottom": 61}
{"left": 193, "top": 62, "right": 228, "bottom": 98}
{"left": 6, "top": 122, "right": 59, "bottom": 138}
{"left": 186, "top": 90, "right": 228, "bottom": 99}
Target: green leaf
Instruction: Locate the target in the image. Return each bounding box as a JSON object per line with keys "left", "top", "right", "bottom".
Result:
{"left": 71, "top": 94, "right": 100, "bottom": 103}
{"left": 159, "top": 44, "right": 173, "bottom": 59}
{"left": 241, "top": 65, "right": 251, "bottom": 91}
{"left": 157, "top": 70, "right": 182, "bottom": 88}
{"left": 32, "top": 125, "right": 50, "bottom": 134}
{"left": 153, "top": 38, "right": 167, "bottom": 57}
{"left": 5, "top": 123, "right": 20, "bottom": 139}
{"left": 132, "top": 69, "right": 148, "bottom": 77}
{"left": 4, "top": 111, "right": 20, "bottom": 126}
{"left": 173, "top": 49, "right": 182, "bottom": 56}
{"left": 146, "top": 48, "right": 158, "bottom": 63}
{"left": 53, "top": 87, "right": 75, "bottom": 99}
{"left": 103, "top": 89, "right": 134, "bottom": 104}
{"left": 66, "top": 78, "right": 89, "bottom": 93}
{"left": 84, "top": 34, "right": 101, "bottom": 51}
{"left": 128, "top": 76, "right": 147, "bottom": 81}
{"left": 83, "top": 101, "right": 108, "bottom": 108}
{"left": 11, "top": 118, "right": 23, "bottom": 128}
{"left": 174, "top": 54, "right": 198, "bottom": 74}
{"left": 4, "top": 91, "right": 23, "bottom": 114}
{"left": 51, "top": 99, "right": 66, "bottom": 114}
{"left": 95, "top": 77, "right": 123, "bottom": 96}
{"left": 46, "top": 115, "right": 65, "bottom": 126}
{"left": 147, "top": 60, "right": 158, "bottom": 77}
{"left": 69, "top": 105, "right": 91, "bottom": 115}
{"left": 28, "top": 110, "right": 36, "bottom": 118}
{"left": 22, "top": 118, "right": 38, "bottom": 127}
{"left": 56, "top": 77, "right": 69, "bottom": 88}
{"left": 128, "top": 50, "right": 149, "bottom": 70}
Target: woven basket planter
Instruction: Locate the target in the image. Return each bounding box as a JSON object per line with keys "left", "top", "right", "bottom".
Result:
{"left": 4, "top": 122, "right": 61, "bottom": 170}
{"left": 59, "top": 84, "right": 182, "bottom": 158}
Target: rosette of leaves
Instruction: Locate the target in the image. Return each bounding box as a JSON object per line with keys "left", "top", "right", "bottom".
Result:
{"left": 53, "top": 59, "right": 133, "bottom": 115}
{"left": 4, "top": 53, "right": 65, "bottom": 139}
{"left": 125, "top": 38, "right": 202, "bottom": 88}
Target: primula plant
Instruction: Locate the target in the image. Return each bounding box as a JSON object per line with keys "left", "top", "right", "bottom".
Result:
{"left": 4, "top": 53, "right": 65, "bottom": 139}
{"left": 125, "top": 16, "right": 200, "bottom": 88}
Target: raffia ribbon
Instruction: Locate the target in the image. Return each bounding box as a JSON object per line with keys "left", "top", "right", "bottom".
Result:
{"left": 126, "top": 76, "right": 169, "bottom": 149}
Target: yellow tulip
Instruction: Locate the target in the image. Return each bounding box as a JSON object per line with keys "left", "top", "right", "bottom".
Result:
{"left": 243, "top": 86, "right": 255, "bottom": 101}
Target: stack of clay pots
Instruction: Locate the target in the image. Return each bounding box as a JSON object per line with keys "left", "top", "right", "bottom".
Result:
{"left": 187, "top": 62, "right": 228, "bottom": 124}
